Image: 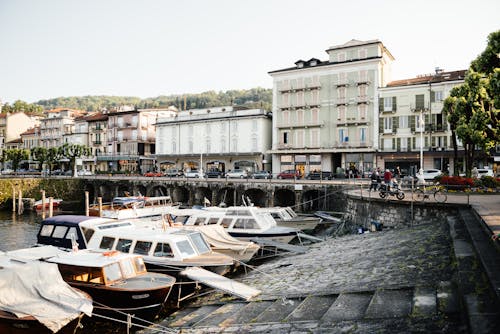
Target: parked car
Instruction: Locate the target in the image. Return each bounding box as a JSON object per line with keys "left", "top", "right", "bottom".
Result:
{"left": 206, "top": 168, "right": 225, "bottom": 178}
{"left": 252, "top": 170, "right": 272, "bottom": 179}
{"left": 164, "top": 168, "right": 183, "bottom": 177}
{"left": 277, "top": 169, "right": 300, "bottom": 179}
{"left": 306, "top": 171, "right": 333, "bottom": 180}
{"left": 225, "top": 169, "right": 249, "bottom": 178}
{"left": 143, "top": 171, "right": 163, "bottom": 177}
{"left": 78, "top": 170, "right": 93, "bottom": 176}
{"left": 420, "top": 169, "right": 442, "bottom": 181}
{"left": 185, "top": 169, "right": 204, "bottom": 178}
{"left": 477, "top": 168, "right": 494, "bottom": 177}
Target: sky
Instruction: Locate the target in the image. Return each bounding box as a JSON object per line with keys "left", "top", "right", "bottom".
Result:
{"left": 0, "top": 0, "right": 499, "bottom": 104}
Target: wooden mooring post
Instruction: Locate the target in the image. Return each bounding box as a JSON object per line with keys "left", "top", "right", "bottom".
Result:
{"left": 12, "top": 186, "right": 16, "bottom": 213}
{"left": 48, "top": 197, "right": 54, "bottom": 218}
{"left": 41, "top": 190, "right": 46, "bottom": 220}
{"left": 85, "top": 191, "right": 89, "bottom": 216}
{"left": 98, "top": 197, "right": 102, "bottom": 217}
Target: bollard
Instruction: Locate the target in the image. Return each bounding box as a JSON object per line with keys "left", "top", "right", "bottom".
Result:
{"left": 85, "top": 191, "right": 89, "bottom": 216}
{"left": 49, "top": 197, "right": 53, "bottom": 218}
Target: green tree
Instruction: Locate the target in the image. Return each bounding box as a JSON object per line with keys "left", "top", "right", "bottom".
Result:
{"left": 4, "top": 148, "right": 30, "bottom": 172}
{"left": 61, "top": 143, "right": 91, "bottom": 177}
{"left": 46, "top": 147, "right": 64, "bottom": 175}
{"left": 1, "top": 100, "right": 44, "bottom": 114}
{"left": 442, "top": 30, "right": 499, "bottom": 176}
{"left": 31, "top": 147, "right": 49, "bottom": 172}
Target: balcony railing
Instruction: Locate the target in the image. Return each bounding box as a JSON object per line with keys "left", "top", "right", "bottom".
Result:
{"left": 333, "top": 140, "right": 373, "bottom": 148}
{"left": 276, "top": 120, "right": 324, "bottom": 128}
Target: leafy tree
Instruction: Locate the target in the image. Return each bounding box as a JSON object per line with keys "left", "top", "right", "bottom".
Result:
{"left": 30, "top": 147, "right": 49, "bottom": 171}
{"left": 4, "top": 148, "right": 30, "bottom": 172}
{"left": 46, "top": 147, "right": 64, "bottom": 175}
{"left": 60, "top": 143, "right": 91, "bottom": 177}
{"left": 442, "top": 30, "right": 499, "bottom": 176}
{"left": 1, "top": 100, "right": 44, "bottom": 115}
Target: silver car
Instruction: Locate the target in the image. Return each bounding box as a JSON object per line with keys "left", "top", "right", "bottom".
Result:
{"left": 225, "top": 169, "right": 248, "bottom": 178}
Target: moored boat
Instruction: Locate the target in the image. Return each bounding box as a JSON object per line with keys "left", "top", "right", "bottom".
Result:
{"left": 256, "top": 206, "right": 322, "bottom": 231}
{"left": 88, "top": 195, "right": 178, "bottom": 219}
{"left": 0, "top": 252, "right": 92, "bottom": 334}
{"left": 33, "top": 198, "right": 63, "bottom": 210}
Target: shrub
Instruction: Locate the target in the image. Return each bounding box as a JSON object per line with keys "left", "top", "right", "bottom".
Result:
{"left": 439, "top": 176, "right": 474, "bottom": 191}
{"left": 480, "top": 176, "right": 499, "bottom": 189}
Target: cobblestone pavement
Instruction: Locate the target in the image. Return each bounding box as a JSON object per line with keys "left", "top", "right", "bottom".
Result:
{"left": 239, "top": 221, "right": 454, "bottom": 299}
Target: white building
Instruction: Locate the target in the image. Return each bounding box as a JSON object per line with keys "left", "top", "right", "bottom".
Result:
{"left": 155, "top": 106, "right": 272, "bottom": 173}
{"left": 268, "top": 39, "right": 394, "bottom": 177}
{"left": 378, "top": 69, "right": 466, "bottom": 175}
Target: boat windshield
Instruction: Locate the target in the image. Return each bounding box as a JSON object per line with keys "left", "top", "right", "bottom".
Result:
{"left": 176, "top": 240, "right": 196, "bottom": 257}
{"left": 103, "top": 262, "right": 123, "bottom": 283}
{"left": 120, "top": 258, "right": 136, "bottom": 278}
{"left": 189, "top": 232, "right": 211, "bottom": 254}
{"left": 284, "top": 207, "right": 298, "bottom": 218}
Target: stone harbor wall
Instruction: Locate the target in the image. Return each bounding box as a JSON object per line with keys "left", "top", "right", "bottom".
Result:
{"left": 345, "top": 196, "right": 456, "bottom": 229}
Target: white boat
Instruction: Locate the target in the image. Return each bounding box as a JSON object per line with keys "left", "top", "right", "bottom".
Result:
{"left": 36, "top": 215, "right": 235, "bottom": 277}
{"left": 0, "top": 251, "right": 92, "bottom": 334}
{"left": 88, "top": 195, "right": 178, "bottom": 219}
{"left": 257, "top": 206, "right": 322, "bottom": 231}
{"left": 184, "top": 206, "right": 300, "bottom": 244}
{"left": 132, "top": 211, "right": 261, "bottom": 263}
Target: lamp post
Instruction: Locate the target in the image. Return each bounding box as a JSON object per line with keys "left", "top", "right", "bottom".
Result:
{"left": 419, "top": 110, "right": 424, "bottom": 175}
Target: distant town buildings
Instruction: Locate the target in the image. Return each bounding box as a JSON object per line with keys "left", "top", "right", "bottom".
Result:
{"left": 0, "top": 38, "right": 497, "bottom": 176}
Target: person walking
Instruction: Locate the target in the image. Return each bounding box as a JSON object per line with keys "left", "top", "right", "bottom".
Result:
{"left": 395, "top": 166, "right": 401, "bottom": 180}
{"left": 384, "top": 169, "right": 393, "bottom": 190}
{"left": 369, "top": 169, "right": 379, "bottom": 191}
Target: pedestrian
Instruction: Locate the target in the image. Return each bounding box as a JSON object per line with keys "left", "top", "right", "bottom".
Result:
{"left": 395, "top": 166, "right": 401, "bottom": 180}
{"left": 369, "top": 169, "right": 379, "bottom": 191}
{"left": 384, "top": 169, "right": 393, "bottom": 190}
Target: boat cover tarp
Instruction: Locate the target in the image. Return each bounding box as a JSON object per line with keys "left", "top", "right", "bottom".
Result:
{"left": 184, "top": 225, "right": 259, "bottom": 252}
{"left": 0, "top": 259, "right": 93, "bottom": 333}
{"left": 180, "top": 267, "right": 261, "bottom": 301}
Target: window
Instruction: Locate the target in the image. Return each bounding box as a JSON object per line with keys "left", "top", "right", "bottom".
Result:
{"left": 338, "top": 106, "right": 346, "bottom": 121}
{"left": 65, "top": 227, "right": 79, "bottom": 242}
{"left": 339, "top": 128, "right": 348, "bottom": 143}
{"left": 297, "top": 110, "right": 304, "bottom": 124}
{"left": 52, "top": 226, "right": 68, "bottom": 238}
{"left": 283, "top": 110, "right": 290, "bottom": 124}
{"left": 359, "top": 128, "right": 367, "bottom": 143}
{"left": 153, "top": 243, "right": 174, "bottom": 257}
{"left": 99, "top": 236, "right": 115, "bottom": 250}
{"left": 190, "top": 233, "right": 210, "bottom": 254}
{"left": 40, "top": 224, "right": 55, "bottom": 237}
{"left": 311, "top": 129, "right": 319, "bottom": 147}
{"left": 338, "top": 87, "right": 346, "bottom": 100}
{"left": 116, "top": 238, "right": 133, "bottom": 253}
{"left": 176, "top": 240, "right": 196, "bottom": 257}
{"left": 435, "top": 91, "right": 443, "bottom": 102}
{"left": 416, "top": 115, "right": 425, "bottom": 131}
{"left": 311, "top": 109, "right": 319, "bottom": 123}
{"left": 384, "top": 97, "right": 393, "bottom": 112}
{"left": 120, "top": 259, "right": 136, "bottom": 278}
{"left": 358, "top": 105, "right": 367, "bottom": 119}
{"left": 283, "top": 131, "right": 290, "bottom": 144}
{"left": 103, "top": 263, "right": 122, "bottom": 283}
{"left": 296, "top": 130, "right": 304, "bottom": 147}
{"left": 233, "top": 218, "right": 257, "bottom": 229}
{"left": 133, "top": 241, "right": 152, "bottom": 255}
{"left": 399, "top": 116, "right": 409, "bottom": 129}
{"left": 337, "top": 53, "right": 346, "bottom": 62}
{"left": 384, "top": 138, "right": 393, "bottom": 150}
{"left": 401, "top": 137, "right": 408, "bottom": 151}
{"left": 252, "top": 120, "right": 258, "bottom": 131}
{"left": 383, "top": 117, "right": 393, "bottom": 133}
{"left": 415, "top": 94, "right": 425, "bottom": 109}
{"left": 358, "top": 49, "right": 367, "bottom": 59}
{"left": 359, "top": 69, "right": 368, "bottom": 82}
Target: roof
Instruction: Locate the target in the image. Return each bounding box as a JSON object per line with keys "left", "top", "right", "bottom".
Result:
{"left": 326, "top": 39, "right": 381, "bottom": 52}
{"left": 42, "top": 215, "right": 112, "bottom": 227}
{"left": 386, "top": 70, "right": 467, "bottom": 87}
{"left": 82, "top": 112, "right": 108, "bottom": 122}
{"left": 20, "top": 126, "right": 39, "bottom": 136}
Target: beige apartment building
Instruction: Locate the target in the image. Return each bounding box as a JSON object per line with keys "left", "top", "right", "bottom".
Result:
{"left": 268, "top": 39, "right": 394, "bottom": 177}
{"left": 40, "top": 108, "right": 85, "bottom": 148}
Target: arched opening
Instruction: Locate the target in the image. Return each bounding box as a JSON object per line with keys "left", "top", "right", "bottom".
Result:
{"left": 135, "top": 185, "right": 147, "bottom": 197}
{"left": 149, "top": 185, "right": 167, "bottom": 197}
{"left": 159, "top": 161, "right": 177, "bottom": 172}
{"left": 97, "top": 184, "right": 113, "bottom": 202}
{"left": 302, "top": 189, "right": 322, "bottom": 212}
{"left": 232, "top": 160, "right": 258, "bottom": 173}
{"left": 193, "top": 187, "right": 211, "bottom": 206}
{"left": 244, "top": 188, "right": 267, "bottom": 207}
{"left": 117, "top": 185, "right": 131, "bottom": 198}
{"left": 172, "top": 186, "right": 189, "bottom": 204}
{"left": 216, "top": 187, "right": 235, "bottom": 207}
{"left": 274, "top": 188, "right": 295, "bottom": 208}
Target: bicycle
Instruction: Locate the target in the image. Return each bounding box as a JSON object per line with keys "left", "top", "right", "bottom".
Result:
{"left": 412, "top": 183, "right": 447, "bottom": 203}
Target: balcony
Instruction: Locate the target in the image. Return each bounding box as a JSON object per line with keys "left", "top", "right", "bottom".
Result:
{"left": 336, "top": 98, "right": 348, "bottom": 106}
{"left": 276, "top": 120, "right": 324, "bottom": 129}
{"left": 333, "top": 140, "right": 373, "bottom": 148}
{"left": 336, "top": 118, "right": 368, "bottom": 126}
{"left": 336, "top": 81, "right": 349, "bottom": 87}
{"left": 356, "top": 79, "right": 371, "bottom": 86}
{"left": 93, "top": 140, "right": 102, "bottom": 145}
{"left": 410, "top": 103, "right": 428, "bottom": 112}
{"left": 278, "top": 83, "right": 321, "bottom": 93}
{"left": 279, "top": 102, "right": 321, "bottom": 111}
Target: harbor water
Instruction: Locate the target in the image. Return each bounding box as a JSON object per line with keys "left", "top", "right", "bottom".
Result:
{"left": 0, "top": 210, "right": 41, "bottom": 251}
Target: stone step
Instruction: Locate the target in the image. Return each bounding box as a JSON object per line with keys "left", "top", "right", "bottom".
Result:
{"left": 437, "top": 281, "right": 460, "bottom": 314}
{"left": 285, "top": 295, "right": 337, "bottom": 322}
{"left": 253, "top": 297, "right": 302, "bottom": 323}
{"left": 218, "top": 300, "right": 275, "bottom": 327}
{"left": 168, "top": 305, "right": 220, "bottom": 327}
{"left": 412, "top": 286, "right": 436, "bottom": 317}
{"left": 321, "top": 292, "right": 372, "bottom": 323}
{"left": 365, "top": 289, "right": 413, "bottom": 319}
{"left": 193, "top": 302, "right": 248, "bottom": 327}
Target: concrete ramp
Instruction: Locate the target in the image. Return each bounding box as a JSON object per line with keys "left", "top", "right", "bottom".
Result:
{"left": 251, "top": 237, "right": 308, "bottom": 254}
{"left": 180, "top": 267, "right": 261, "bottom": 301}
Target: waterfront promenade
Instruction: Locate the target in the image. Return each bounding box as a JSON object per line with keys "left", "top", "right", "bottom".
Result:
{"left": 140, "top": 190, "right": 500, "bottom": 333}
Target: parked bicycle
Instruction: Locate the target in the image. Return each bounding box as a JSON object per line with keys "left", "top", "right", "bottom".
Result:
{"left": 379, "top": 181, "right": 405, "bottom": 200}
{"left": 412, "top": 183, "right": 447, "bottom": 203}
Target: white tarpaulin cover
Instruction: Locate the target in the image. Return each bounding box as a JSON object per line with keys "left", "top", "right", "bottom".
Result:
{"left": 185, "top": 224, "right": 258, "bottom": 251}
{"left": 0, "top": 258, "right": 93, "bottom": 333}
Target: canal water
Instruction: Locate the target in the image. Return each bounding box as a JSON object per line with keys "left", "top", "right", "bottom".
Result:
{"left": 0, "top": 210, "right": 42, "bottom": 251}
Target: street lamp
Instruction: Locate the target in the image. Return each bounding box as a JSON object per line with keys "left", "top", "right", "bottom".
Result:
{"left": 419, "top": 110, "right": 424, "bottom": 176}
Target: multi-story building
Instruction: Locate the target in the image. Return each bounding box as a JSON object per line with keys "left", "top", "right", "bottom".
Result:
{"left": 104, "top": 107, "right": 170, "bottom": 173}
{"left": 268, "top": 39, "right": 394, "bottom": 176}
{"left": 0, "top": 112, "right": 40, "bottom": 152}
{"left": 378, "top": 69, "right": 466, "bottom": 175}
{"left": 20, "top": 126, "right": 41, "bottom": 170}
{"left": 155, "top": 106, "right": 272, "bottom": 173}
{"left": 85, "top": 112, "right": 108, "bottom": 173}
{"left": 40, "top": 108, "right": 85, "bottom": 148}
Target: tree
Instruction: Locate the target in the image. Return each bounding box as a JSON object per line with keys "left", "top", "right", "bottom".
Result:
{"left": 60, "top": 143, "right": 91, "bottom": 177}
{"left": 31, "top": 147, "right": 49, "bottom": 172}
{"left": 4, "top": 148, "right": 29, "bottom": 172}
{"left": 46, "top": 147, "right": 64, "bottom": 175}
{"left": 442, "top": 30, "right": 499, "bottom": 176}
{"left": 1, "top": 100, "right": 44, "bottom": 114}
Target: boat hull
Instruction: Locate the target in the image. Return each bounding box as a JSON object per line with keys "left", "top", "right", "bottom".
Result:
{"left": 0, "top": 310, "right": 84, "bottom": 334}
{"left": 66, "top": 274, "right": 174, "bottom": 321}
{"left": 275, "top": 217, "right": 321, "bottom": 231}
{"left": 228, "top": 231, "right": 297, "bottom": 244}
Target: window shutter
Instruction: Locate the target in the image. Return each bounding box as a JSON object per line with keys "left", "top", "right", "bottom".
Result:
{"left": 379, "top": 98, "right": 384, "bottom": 112}
{"left": 380, "top": 138, "right": 384, "bottom": 149}
{"left": 431, "top": 136, "right": 436, "bottom": 147}
{"left": 412, "top": 137, "right": 416, "bottom": 149}
{"left": 393, "top": 138, "right": 396, "bottom": 149}
{"left": 392, "top": 97, "right": 397, "bottom": 112}
{"left": 430, "top": 90, "right": 435, "bottom": 103}
{"left": 444, "top": 136, "right": 448, "bottom": 147}
{"left": 425, "top": 137, "right": 428, "bottom": 148}
{"left": 379, "top": 118, "right": 384, "bottom": 133}
{"left": 410, "top": 116, "right": 415, "bottom": 132}
{"left": 393, "top": 116, "right": 398, "bottom": 132}
{"left": 416, "top": 94, "right": 425, "bottom": 110}
{"left": 396, "top": 138, "right": 401, "bottom": 151}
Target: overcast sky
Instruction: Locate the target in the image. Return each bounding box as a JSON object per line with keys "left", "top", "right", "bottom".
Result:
{"left": 0, "top": 0, "right": 499, "bottom": 103}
